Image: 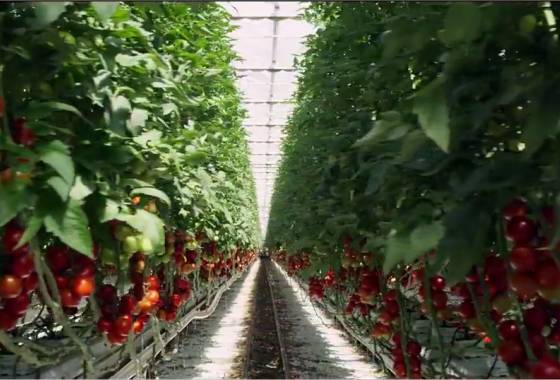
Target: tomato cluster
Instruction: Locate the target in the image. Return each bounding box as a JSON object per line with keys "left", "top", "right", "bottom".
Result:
{"left": 0, "top": 221, "right": 39, "bottom": 331}
{"left": 45, "top": 244, "right": 96, "bottom": 314}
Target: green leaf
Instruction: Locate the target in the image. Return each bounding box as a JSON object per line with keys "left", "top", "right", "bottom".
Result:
{"left": 37, "top": 140, "right": 75, "bottom": 185}
{"left": 410, "top": 221, "right": 445, "bottom": 254}
{"left": 0, "top": 183, "right": 31, "bottom": 227}
{"left": 91, "top": 2, "right": 118, "bottom": 23}
{"left": 127, "top": 108, "right": 149, "bottom": 135}
{"left": 117, "top": 210, "right": 164, "bottom": 254}
{"left": 413, "top": 77, "right": 450, "bottom": 153}
{"left": 110, "top": 95, "right": 131, "bottom": 135}
{"left": 133, "top": 130, "right": 161, "bottom": 147}
{"left": 437, "top": 202, "right": 491, "bottom": 284}
{"left": 522, "top": 90, "right": 560, "bottom": 156}
{"left": 440, "top": 3, "right": 481, "bottom": 46}
{"left": 100, "top": 199, "right": 121, "bottom": 223}
{"left": 27, "top": 101, "right": 85, "bottom": 121}
{"left": 44, "top": 199, "right": 93, "bottom": 257}
{"left": 30, "top": 3, "right": 68, "bottom": 29}
{"left": 130, "top": 187, "right": 171, "bottom": 206}
{"left": 353, "top": 112, "right": 411, "bottom": 148}
{"left": 47, "top": 176, "right": 71, "bottom": 201}
{"left": 69, "top": 176, "right": 94, "bottom": 201}
{"left": 162, "top": 103, "right": 178, "bottom": 116}
{"left": 15, "top": 215, "right": 43, "bottom": 249}
{"left": 383, "top": 232, "right": 413, "bottom": 273}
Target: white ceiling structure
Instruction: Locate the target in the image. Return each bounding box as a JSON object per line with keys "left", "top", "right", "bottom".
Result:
{"left": 222, "top": 1, "right": 313, "bottom": 235}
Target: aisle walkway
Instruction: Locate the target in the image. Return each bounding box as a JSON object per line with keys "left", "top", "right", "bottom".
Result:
{"left": 153, "top": 259, "right": 384, "bottom": 379}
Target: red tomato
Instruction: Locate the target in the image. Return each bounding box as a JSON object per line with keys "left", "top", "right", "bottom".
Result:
{"left": 119, "top": 294, "right": 138, "bottom": 315}
{"left": 107, "top": 328, "right": 127, "bottom": 345}
{"left": 510, "top": 246, "right": 537, "bottom": 273}
{"left": 0, "top": 275, "right": 22, "bottom": 299}
{"left": 22, "top": 273, "right": 38, "bottom": 294}
{"left": 498, "top": 339, "right": 527, "bottom": 365}
{"left": 97, "top": 318, "right": 112, "bottom": 334}
{"left": 529, "top": 332, "right": 547, "bottom": 358}
{"left": 532, "top": 356, "right": 560, "bottom": 379}
{"left": 72, "top": 254, "right": 95, "bottom": 277}
{"left": 458, "top": 300, "right": 476, "bottom": 319}
{"left": 503, "top": 198, "right": 528, "bottom": 220}
{"left": 431, "top": 290, "right": 448, "bottom": 310}
{"left": 506, "top": 216, "right": 537, "bottom": 244}
{"left": 170, "top": 294, "right": 182, "bottom": 308}
{"left": 55, "top": 275, "right": 69, "bottom": 290}
{"left": 407, "top": 340, "right": 422, "bottom": 357}
{"left": 542, "top": 206, "right": 556, "bottom": 227}
{"left": 165, "top": 310, "right": 177, "bottom": 322}
{"left": 138, "top": 298, "right": 153, "bottom": 313}
{"left": 393, "top": 361, "right": 407, "bottom": 378}
{"left": 10, "top": 254, "right": 34, "bottom": 278}
{"left": 430, "top": 275, "right": 446, "bottom": 291}
{"left": 97, "top": 284, "right": 117, "bottom": 304}
{"left": 132, "top": 319, "right": 144, "bottom": 334}
{"left": 46, "top": 246, "right": 71, "bottom": 274}
{"left": 0, "top": 309, "right": 18, "bottom": 331}
{"left": 146, "top": 275, "right": 159, "bottom": 291}
{"left": 2, "top": 221, "right": 24, "bottom": 254}
{"left": 113, "top": 314, "right": 132, "bottom": 337}
{"left": 71, "top": 276, "right": 94, "bottom": 297}
{"left": 371, "top": 323, "right": 391, "bottom": 338}
{"left": 5, "top": 293, "right": 30, "bottom": 317}
{"left": 524, "top": 306, "right": 549, "bottom": 332}
{"left": 536, "top": 264, "right": 560, "bottom": 289}
{"left": 60, "top": 288, "right": 80, "bottom": 308}
{"left": 101, "top": 303, "right": 118, "bottom": 320}
{"left": 511, "top": 272, "right": 538, "bottom": 299}
{"left": 12, "top": 118, "right": 36, "bottom": 147}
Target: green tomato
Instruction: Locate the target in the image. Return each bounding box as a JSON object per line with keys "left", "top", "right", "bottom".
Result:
{"left": 519, "top": 14, "right": 537, "bottom": 34}
{"left": 136, "top": 236, "right": 153, "bottom": 254}
{"left": 186, "top": 241, "right": 198, "bottom": 250}
{"left": 115, "top": 225, "right": 134, "bottom": 241}
{"left": 123, "top": 235, "right": 139, "bottom": 254}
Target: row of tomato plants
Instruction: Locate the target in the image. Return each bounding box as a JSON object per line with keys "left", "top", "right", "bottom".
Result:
{"left": 267, "top": 2, "right": 560, "bottom": 379}
{"left": 0, "top": 2, "right": 259, "bottom": 372}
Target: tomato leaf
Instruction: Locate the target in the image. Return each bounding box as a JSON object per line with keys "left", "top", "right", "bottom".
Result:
{"left": 127, "top": 108, "right": 149, "bottom": 135}
{"left": 37, "top": 140, "right": 75, "bottom": 185}
{"left": 69, "top": 176, "right": 94, "bottom": 201}
{"left": 91, "top": 2, "right": 118, "bottom": 23}
{"left": 44, "top": 199, "right": 93, "bottom": 257}
{"left": 15, "top": 214, "right": 43, "bottom": 249}
{"left": 0, "top": 183, "right": 31, "bottom": 227}
{"left": 130, "top": 187, "right": 171, "bottom": 206}
{"left": 46, "top": 176, "right": 71, "bottom": 201}
{"left": 413, "top": 77, "right": 450, "bottom": 153}
{"left": 440, "top": 3, "right": 481, "bottom": 46}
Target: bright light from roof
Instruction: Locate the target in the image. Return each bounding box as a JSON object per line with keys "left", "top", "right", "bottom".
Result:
{"left": 223, "top": 1, "right": 314, "bottom": 235}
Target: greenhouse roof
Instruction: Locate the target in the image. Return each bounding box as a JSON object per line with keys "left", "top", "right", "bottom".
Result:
{"left": 222, "top": 1, "right": 313, "bottom": 234}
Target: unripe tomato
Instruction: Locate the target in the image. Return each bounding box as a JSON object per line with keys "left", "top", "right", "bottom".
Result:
{"left": 122, "top": 235, "right": 139, "bottom": 254}
{"left": 136, "top": 236, "right": 153, "bottom": 254}
{"left": 71, "top": 276, "right": 94, "bottom": 297}
{"left": 498, "top": 339, "right": 526, "bottom": 365}
{"left": 0, "top": 275, "right": 22, "bottom": 299}
{"left": 506, "top": 216, "right": 537, "bottom": 244}
{"left": 145, "top": 290, "right": 160, "bottom": 305}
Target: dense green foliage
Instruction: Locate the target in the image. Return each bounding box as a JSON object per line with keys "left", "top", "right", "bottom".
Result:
{"left": 268, "top": 1, "right": 560, "bottom": 281}
{"left": 0, "top": 2, "right": 258, "bottom": 370}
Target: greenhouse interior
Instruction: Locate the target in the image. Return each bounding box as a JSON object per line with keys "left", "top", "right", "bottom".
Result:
{"left": 1, "top": 1, "right": 560, "bottom": 379}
